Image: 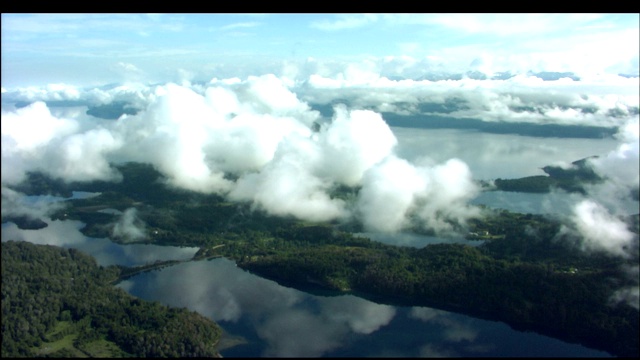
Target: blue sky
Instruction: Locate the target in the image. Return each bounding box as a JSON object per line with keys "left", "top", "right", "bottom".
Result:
{"left": 2, "top": 13, "right": 638, "bottom": 87}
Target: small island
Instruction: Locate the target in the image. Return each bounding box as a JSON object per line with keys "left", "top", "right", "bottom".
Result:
{"left": 483, "top": 156, "right": 604, "bottom": 194}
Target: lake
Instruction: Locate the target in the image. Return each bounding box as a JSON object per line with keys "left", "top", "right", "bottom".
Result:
{"left": 118, "top": 257, "right": 611, "bottom": 357}
{"left": 472, "top": 189, "right": 640, "bottom": 215}
{"left": 391, "top": 127, "right": 621, "bottom": 180}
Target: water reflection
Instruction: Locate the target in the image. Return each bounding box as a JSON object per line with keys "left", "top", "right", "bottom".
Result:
{"left": 391, "top": 127, "right": 620, "bottom": 180}
{"left": 119, "top": 258, "right": 611, "bottom": 358}
{"left": 471, "top": 190, "right": 579, "bottom": 215}
{"left": 1, "top": 218, "right": 198, "bottom": 267}
{"left": 24, "top": 191, "right": 101, "bottom": 204}
{"left": 472, "top": 190, "right": 639, "bottom": 216}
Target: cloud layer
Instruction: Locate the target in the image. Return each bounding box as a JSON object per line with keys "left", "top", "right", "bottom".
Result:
{"left": 1, "top": 71, "right": 638, "bottom": 244}
{"left": 2, "top": 75, "right": 500, "bottom": 235}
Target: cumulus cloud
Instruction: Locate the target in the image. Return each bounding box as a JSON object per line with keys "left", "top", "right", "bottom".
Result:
{"left": 112, "top": 62, "right": 144, "bottom": 82}
{"left": 1, "top": 84, "right": 82, "bottom": 103}
{"left": 4, "top": 56, "right": 638, "bottom": 131}
{"left": 112, "top": 208, "right": 146, "bottom": 242}
{"left": 610, "top": 286, "right": 639, "bottom": 310}
{"left": 18, "top": 71, "right": 636, "bottom": 240}
{"left": 106, "top": 76, "right": 324, "bottom": 195}
{"left": 608, "top": 264, "right": 639, "bottom": 310}
{"left": 1, "top": 101, "right": 123, "bottom": 185}
{"left": 357, "top": 156, "right": 480, "bottom": 233}
{"left": 120, "top": 83, "right": 232, "bottom": 193}
{"left": 310, "top": 14, "right": 379, "bottom": 31}
{"left": 228, "top": 131, "right": 348, "bottom": 222}
{"left": 548, "top": 116, "right": 639, "bottom": 261}
{"left": 316, "top": 106, "right": 397, "bottom": 186}
{"left": 589, "top": 117, "right": 640, "bottom": 192}
{"left": 2, "top": 75, "right": 491, "bottom": 236}
{"left": 567, "top": 200, "right": 636, "bottom": 258}
{"left": 233, "top": 74, "right": 319, "bottom": 125}
{"left": 47, "top": 128, "right": 123, "bottom": 182}
{"left": 608, "top": 264, "right": 640, "bottom": 310}
{"left": 357, "top": 156, "right": 426, "bottom": 232}
{"left": 1, "top": 186, "right": 65, "bottom": 220}
{"left": 1, "top": 101, "right": 78, "bottom": 153}
{"left": 288, "top": 56, "right": 640, "bottom": 129}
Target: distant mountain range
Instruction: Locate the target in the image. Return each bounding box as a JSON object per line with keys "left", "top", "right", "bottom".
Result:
{"left": 389, "top": 71, "right": 638, "bottom": 82}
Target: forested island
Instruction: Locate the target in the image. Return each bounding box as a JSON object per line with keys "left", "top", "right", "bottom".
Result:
{"left": 2, "top": 161, "right": 639, "bottom": 357}
{"left": 482, "top": 156, "right": 605, "bottom": 194}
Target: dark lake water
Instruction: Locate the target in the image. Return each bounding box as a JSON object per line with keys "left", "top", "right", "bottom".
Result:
{"left": 118, "top": 258, "right": 611, "bottom": 357}
{"left": 471, "top": 190, "right": 639, "bottom": 216}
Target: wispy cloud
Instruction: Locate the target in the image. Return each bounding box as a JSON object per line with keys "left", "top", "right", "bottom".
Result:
{"left": 394, "top": 13, "right": 605, "bottom": 36}
{"left": 219, "top": 21, "right": 262, "bottom": 31}
{"left": 2, "top": 14, "right": 185, "bottom": 37}
{"left": 310, "top": 14, "right": 379, "bottom": 31}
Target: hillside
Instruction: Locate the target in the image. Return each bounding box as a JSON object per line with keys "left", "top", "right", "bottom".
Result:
{"left": 1, "top": 241, "right": 222, "bottom": 358}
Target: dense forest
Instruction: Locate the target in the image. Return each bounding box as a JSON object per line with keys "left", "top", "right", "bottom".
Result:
{"left": 485, "top": 156, "right": 605, "bottom": 194}
{"left": 1, "top": 241, "right": 222, "bottom": 358}
{"left": 3, "top": 161, "right": 639, "bottom": 357}
{"left": 221, "top": 223, "right": 638, "bottom": 358}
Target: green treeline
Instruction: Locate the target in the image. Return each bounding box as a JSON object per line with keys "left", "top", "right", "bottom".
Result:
{"left": 490, "top": 156, "right": 604, "bottom": 194}
{"left": 216, "top": 220, "right": 638, "bottom": 358}
{"left": 1, "top": 241, "right": 222, "bottom": 358}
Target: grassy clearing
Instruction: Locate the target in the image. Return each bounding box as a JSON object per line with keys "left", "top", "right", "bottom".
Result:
{"left": 31, "top": 320, "right": 127, "bottom": 358}
{"left": 32, "top": 333, "right": 83, "bottom": 357}
{"left": 79, "top": 338, "right": 128, "bottom": 357}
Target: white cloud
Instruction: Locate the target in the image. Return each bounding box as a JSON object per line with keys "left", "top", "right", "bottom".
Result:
{"left": 219, "top": 21, "right": 261, "bottom": 31}
{"left": 316, "top": 106, "right": 397, "bottom": 186}
{"left": 569, "top": 199, "right": 636, "bottom": 258}
{"left": 357, "top": 156, "right": 426, "bottom": 232}
{"left": 2, "top": 76, "right": 494, "bottom": 234}
{"left": 229, "top": 133, "right": 348, "bottom": 222}
{"left": 357, "top": 155, "right": 480, "bottom": 234}
{"left": 610, "top": 286, "right": 639, "bottom": 310}
{"left": 112, "top": 208, "right": 146, "bottom": 242}
{"left": 58, "top": 130, "right": 121, "bottom": 182}
{"left": 590, "top": 117, "right": 640, "bottom": 190}
{"left": 1, "top": 101, "right": 78, "bottom": 153}
{"left": 10, "top": 73, "right": 636, "bottom": 237}
{"left": 310, "top": 14, "right": 379, "bottom": 31}
{"left": 112, "top": 62, "right": 145, "bottom": 82}
{"left": 1, "top": 186, "right": 66, "bottom": 220}
{"left": 1, "top": 102, "right": 79, "bottom": 185}
{"left": 420, "top": 14, "right": 603, "bottom": 36}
